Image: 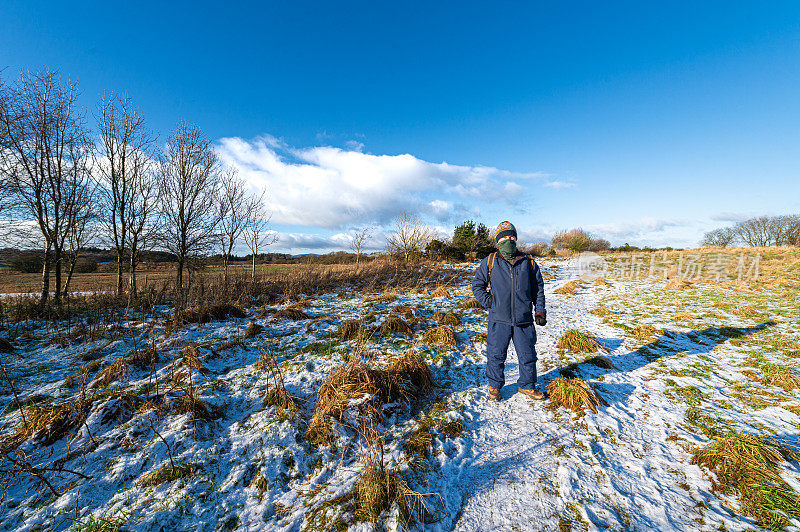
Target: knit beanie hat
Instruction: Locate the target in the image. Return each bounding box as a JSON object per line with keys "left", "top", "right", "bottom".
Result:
{"left": 494, "top": 221, "right": 517, "bottom": 243}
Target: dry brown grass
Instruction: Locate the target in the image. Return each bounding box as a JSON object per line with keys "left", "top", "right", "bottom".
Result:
{"left": 429, "top": 285, "right": 451, "bottom": 298}
{"left": 306, "top": 351, "right": 433, "bottom": 446}
{"left": 432, "top": 310, "right": 461, "bottom": 327}
{"left": 389, "top": 350, "right": 435, "bottom": 392}
{"left": 126, "top": 345, "right": 159, "bottom": 368}
{"left": 553, "top": 280, "right": 583, "bottom": 295}
{"left": 556, "top": 329, "right": 605, "bottom": 352}
{"left": 92, "top": 359, "right": 129, "bottom": 388}
{"left": 758, "top": 365, "right": 800, "bottom": 389}
{"left": 364, "top": 291, "right": 398, "bottom": 303}
{"left": 734, "top": 305, "right": 763, "bottom": 317}
{"left": 336, "top": 319, "right": 363, "bottom": 340}
{"left": 378, "top": 315, "right": 412, "bottom": 335}
{"left": 589, "top": 306, "right": 611, "bottom": 317}
{"left": 691, "top": 432, "right": 800, "bottom": 530}
{"left": 139, "top": 462, "right": 197, "bottom": 487}
{"left": 174, "top": 303, "right": 247, "bottom": 324}
{"left": 457, "top": 298, "right": 482, "bottom": 309}
{"left": 418, "top": 326, "right": 457, "bottom": 348}
{"left": 547, "top": 378, "right": 602, "bottom": 414}
{"left": 672, "top": 311, "right": 693, "bottom": 321}
{"left": 630, "top": 324, "right": 662, "bottom": 342}
{"left": 273, "top": 307, "right": 311, "bottom": 320}
{"left": 169, "top": 390, "right": 215, "bottom": 420}
{"left": 593, "top": 278, "right": 612, "bottom": 288}
{"left": 665, "top": 278, "right": 693, "bottom": 290}
{"left": 11, "top": 394, "right": 97, "bottom": 446}
{"left": 244, "top": 322, "right": 264, "bottom": 338}
{"left": 180, "top": 345, "right": 209, "bottom": 375}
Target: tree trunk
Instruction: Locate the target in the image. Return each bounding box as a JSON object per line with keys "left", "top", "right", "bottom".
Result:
{"left": 176, "top": 259, "right": 184, "bottom": 307}
{"left": 224, "top": 255, "right": 229, "bottom": 286}
{"left": 53, "top": 248, "right": 62, "bottom": 305}
{"left": 39, "top": 243, "right": 52, "bottom": 308}
{"left": 116, "top": 249, "right": 124, "bottom": 297}
{"left": 251, "top": 254, "right": 256, "bottom": 280}
{"left": 63, "top": 256, "right": 77, "bottom": 297}
{"left": 129, "top": 254, "right": 138, "bottom": 297}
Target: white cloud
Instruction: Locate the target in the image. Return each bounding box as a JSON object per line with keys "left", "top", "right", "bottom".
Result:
{"left": 710, "top": 211, "right": 751, "bottom": 223}
{"left": 543, "top": 180, "right": 576, "bottom": 189}
{"left": 587, "top": 217, "right": 687, "bottom": 238}
{"left": 216, "top": 136, "right": 554, "bottom": 229}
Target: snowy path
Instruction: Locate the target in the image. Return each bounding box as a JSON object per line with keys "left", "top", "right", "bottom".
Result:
{"left": 433, "top": 260, "right": 753, "bottom": 532}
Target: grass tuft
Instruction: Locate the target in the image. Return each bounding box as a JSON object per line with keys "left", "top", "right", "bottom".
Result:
{"left": 556, "top": 329, "right": 604, "bottom": 352}
{"left": 554, "top": 280, "right": 582, "bottom": 295}
{"left": 273, "top": 307, "right": 311, "bottom": 320}
{"left": 244, "top": 322, "right": 264, "bottom": 338}
{"left": 432, "top": 310, "right": 461, "bottom": 327}
{"left": 547, "top": 378, "right": 602, "bottom": 414}
{"left": 336, "top": 320, "right": 363, "bottom": 341}
{"left": 306, "top": 351, "right": 433, "bottom": 446}
{"left": 665, "top": 278, "right": 693, "bottom": 290}
{"left": 139, "top": 462, "right": 197, "bottom": 487}
{"left": 457, "top": 298, "right": 482, "bottom": 309}
{"left": 759, "top": 364, "right": 800, "bottom": 390}
{"left": 418, "top": 326, "right": 457, "bottom": 348}
{"left": 174, "top": 303, "right": 246, "bottom": 324}
{"left": 429, "top": 285, "right": 451, "bottom": 298}
{"left": 630, "top": 324, "right": 662, "bottom": 342}
{"left": 92, "top": 359, "right": 129, "bottom": 388}
{"left": 691, "top": 432, "right": 800, "bottom": 531}
{"left": 378, "top": 315, "right": 412, "bottom": 336}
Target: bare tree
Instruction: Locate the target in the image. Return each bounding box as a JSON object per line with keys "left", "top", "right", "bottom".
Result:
{"left": 385, "top": 211, "right": 435, "bottom": 262}
{"left": 349, "top": 225, "right": 374, "bottom": 266}
{"left": 96, "top": 92, "right": 155, "bottom": 296}
{"left": 62, "top": 185, "right": 97, "bottom": 296}
{"left": 216, "top": 168, "right": 248, "bottom": 284}
{"left": 242, "top": 193, "right": 277, "bottom": 279}
{"left": 0, "top": 68, "right": 91, "bottom": 306}
{"left": 157, "top": 123, "right": 221, "bottom": 305}
{"left": 701, "top": 227, "right": 737, "bottom": 247}
{"left": 127, "top": 153, "right": 158, "bottom": 296}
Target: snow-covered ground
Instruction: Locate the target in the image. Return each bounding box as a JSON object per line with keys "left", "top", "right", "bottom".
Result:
{"left": 1, "top": 258, "right": 799, "bottom": 531}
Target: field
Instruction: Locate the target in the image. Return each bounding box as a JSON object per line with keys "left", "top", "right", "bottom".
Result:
{"left": 0, "top": 263, "right": 318, "bottom": 296}
{"left": 1, "top": 249, "right": 799, "bottom": 531}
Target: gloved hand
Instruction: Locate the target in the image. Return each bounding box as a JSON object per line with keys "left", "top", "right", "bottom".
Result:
{"left": 535, "top": 313, "right": 547, "bottom": 326}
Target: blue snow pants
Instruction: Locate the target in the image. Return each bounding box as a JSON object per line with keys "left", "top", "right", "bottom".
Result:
{"left": 486, "top": 321, "right": 537, "bottom": 390}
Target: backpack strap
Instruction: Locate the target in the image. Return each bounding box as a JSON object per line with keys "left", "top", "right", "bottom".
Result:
{"left": 527, "top": 254, "right": 536, "bottom": 293}
{"left": 487, "top": 252, "right": 496, "bottom": 292}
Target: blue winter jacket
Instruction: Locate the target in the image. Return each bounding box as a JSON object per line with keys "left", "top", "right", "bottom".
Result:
{"left": 471, "top": 252, "right": 546, "bottom": 326}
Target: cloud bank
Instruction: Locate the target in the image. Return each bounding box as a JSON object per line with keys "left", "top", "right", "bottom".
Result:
{"left": 216, "top": 136, "right": 554, "bottom": 229}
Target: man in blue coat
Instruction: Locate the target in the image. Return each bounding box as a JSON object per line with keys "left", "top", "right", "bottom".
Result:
{"left": 471, "top": 221, "right": 547, "bottom": 401}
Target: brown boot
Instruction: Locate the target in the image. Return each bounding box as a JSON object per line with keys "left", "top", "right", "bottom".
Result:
{"left": 487, "top": 386, "right": 501, "bottom": 402}
{"left": 519, "top": 388, "right": 546, "bottom": 401}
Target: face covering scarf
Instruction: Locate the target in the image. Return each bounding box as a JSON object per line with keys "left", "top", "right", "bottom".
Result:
{"left": 497, "top": 239, "right": 517, "bottom": 262}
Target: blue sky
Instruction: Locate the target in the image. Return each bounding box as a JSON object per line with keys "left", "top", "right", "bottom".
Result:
{"left": 2, "top": 1, "right": 799, "bottom": 251}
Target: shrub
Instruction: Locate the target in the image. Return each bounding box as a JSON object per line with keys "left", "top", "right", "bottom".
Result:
{"left": 9, "top": 251, "right": 44, "bottom": 273}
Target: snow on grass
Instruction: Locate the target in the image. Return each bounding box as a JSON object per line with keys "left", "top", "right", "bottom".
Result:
{"left": 1, "top": 257, "right": 799, "bottom": 531}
